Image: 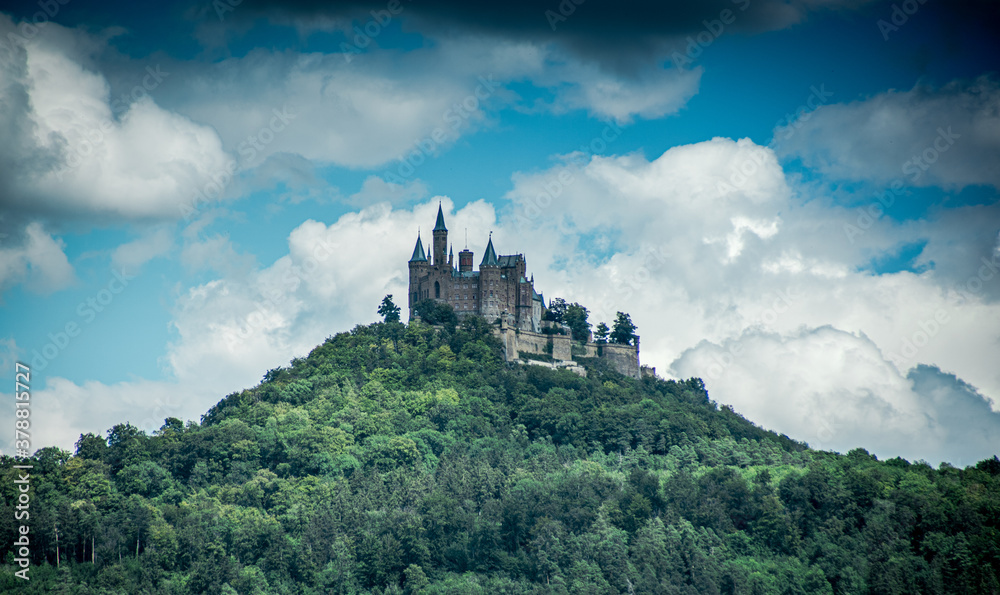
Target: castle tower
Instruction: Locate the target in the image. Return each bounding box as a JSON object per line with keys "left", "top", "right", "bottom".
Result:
{"left": 407, "top": 233, "right": 428, "bottom": 317}
{"left": 432, "top": 203, "right": 448, "bottom": 267}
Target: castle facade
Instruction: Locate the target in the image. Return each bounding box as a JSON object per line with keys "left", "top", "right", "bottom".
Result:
{"left": 407, "top": 204, "right": 544, "bottom": 331}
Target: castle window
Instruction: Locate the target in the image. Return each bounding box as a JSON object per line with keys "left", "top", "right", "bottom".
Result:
{"left": 434, "top": 281, "right": 440, "bottom": 299}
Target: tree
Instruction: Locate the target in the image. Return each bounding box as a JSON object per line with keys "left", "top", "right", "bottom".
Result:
{"left": 564, "top": 302, "right": 591, "bottom": 343}
{"left": 610, "top": 312, "right": 637, "bottom": 345}
{"left": 75, "top": 433, "right": 109, "bottom": 460}
{"left": 378, "top": 294, "right": 401, "bottom": 323}
{"left": 594, "top": 322, "right": 609, "bottom": 345}
{"left": 545, "top": 298, "right": 568, "bottom": 323}
{"left": 413, "top": 299, "right": 457, "bottom": 328}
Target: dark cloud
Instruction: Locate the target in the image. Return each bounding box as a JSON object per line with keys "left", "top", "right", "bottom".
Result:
{"left": 214, "top": 0, "right": 867, "bottom": 67}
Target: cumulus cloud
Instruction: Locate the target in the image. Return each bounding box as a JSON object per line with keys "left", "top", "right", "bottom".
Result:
{"left": 773, "top": 76, "right": 1000, "bottom": 190}
{"left": 670, "top": 327, "right": 1000, "bottom": 467}
{"left": 0, "top": 16, "right": 234, "bottom": 221}
{"left": 498, "top": 137, "right": 1000, "bottom": 464}
{"left": 0, "top": 221, "right": 75, "bottom": 295}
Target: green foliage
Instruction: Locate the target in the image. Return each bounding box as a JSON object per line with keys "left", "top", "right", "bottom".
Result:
{"left": 593, "top": 322, "right": 609, "bottom": 345}
{"left": 3, "top": 318, "right": 999, "bottom": 594}
{"left": 610, "top": 311, "right": 637, "bottom": 345}
{"left": 414, "top": 299, "right": 458, "bottom": 328}
{"left": 564, "top": 302, "right": 591, "bottom": 343}
{"left": 379, "top": 294, "right": 402, "bottom": 323}
{"left": 545, "top": 297, "right": 568, "bottom": 322}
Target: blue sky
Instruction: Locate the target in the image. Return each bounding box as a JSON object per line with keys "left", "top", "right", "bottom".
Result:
{"left": 1, "top": 0, "right": 999, "bottom": 466}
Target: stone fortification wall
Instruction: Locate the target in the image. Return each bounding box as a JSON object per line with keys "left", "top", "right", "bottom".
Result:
{"left": 495, "top": 327, "right": 640, "bottom": 379}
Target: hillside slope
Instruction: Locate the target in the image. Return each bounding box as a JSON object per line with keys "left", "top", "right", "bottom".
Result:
{"left": 3, "top": 317, "right": 999, "bottom": 594}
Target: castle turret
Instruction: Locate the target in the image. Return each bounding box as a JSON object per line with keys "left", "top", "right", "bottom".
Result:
{"left": 480, "top": 234, "right": 498, "bottom": 267}
{"left": 432, "top": 203, "right": 448, "bottom": 267}
{"left": 408, "top": 233, "right": 428, "bottom": 317}
{"left": 409, "top": 234, "right": 427, "bottom": 264}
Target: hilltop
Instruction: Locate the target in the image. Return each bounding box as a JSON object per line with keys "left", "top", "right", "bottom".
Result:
{"left": 2, "top": 316, "right": 999, "bottom": 594}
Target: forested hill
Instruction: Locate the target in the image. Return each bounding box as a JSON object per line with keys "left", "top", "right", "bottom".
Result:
{"left": 3, "top": 316, "right": 1000, "bottom": 594}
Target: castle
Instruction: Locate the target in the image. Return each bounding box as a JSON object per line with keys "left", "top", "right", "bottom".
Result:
{"left": 407, "top": 204, "right": 544, "bottom": 331}
{"left": 406, "top": 204, "right": 649, "bottom": 379}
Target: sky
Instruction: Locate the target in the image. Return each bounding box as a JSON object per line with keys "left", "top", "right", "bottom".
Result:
{"left": 0, "top": 0, "right": 999, "bottom": 467}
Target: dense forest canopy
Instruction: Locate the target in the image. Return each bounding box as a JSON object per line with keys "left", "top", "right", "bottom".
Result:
{"left": 2, "top": 315, "right": 999, "bottom": 594}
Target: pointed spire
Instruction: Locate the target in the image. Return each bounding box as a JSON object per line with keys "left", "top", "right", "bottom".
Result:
{"left": 433, "top": 202, "right": 447, "bottom": 232}
{"left": 409, "top": 233, "right": 427, "bottom": 262}
{"left": 480, "top": 231, "right": 498, "bottom": 267}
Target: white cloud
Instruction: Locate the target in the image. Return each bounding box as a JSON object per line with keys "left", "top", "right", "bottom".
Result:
{"left": 180, "top": 233, "right": 257, "bottom": 278}
{"left": 152, "top": 35, "right": 703, "bottom": 172}
{"left": 539, "top": 60, "right": 701, "bottom": 124}
{"left": 671, "top": 327, "right": 1000, "bottom": 467}
{"left": 2, "top": 377, "right": 213, "bottom": 452}
{"left": 110, "top": 227, "right": 174, "bottom": 272}
{"left": 499, "top": 137, "right": 1000, "bottom": 464}
{"left": 773, "top": 76, "right": 1000, "bottom": 190}
{"left": 0, "top": 221, "right": 75, "bottom": 295}
{"left": 346, "top": 175, "right": 428, "bottom": 207}
{"left": 0, "top": 16, "right": 234, "bottom": 221}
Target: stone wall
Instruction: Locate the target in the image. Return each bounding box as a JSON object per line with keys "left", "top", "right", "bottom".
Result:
{"left": 602, "top": 343, "right": 640, "bottom": 379}
{"left": 551, "top": 334, "right": 572, "bottom": 361}
{"left": 495, "top": 326, "right": 640, "bottom": 379}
